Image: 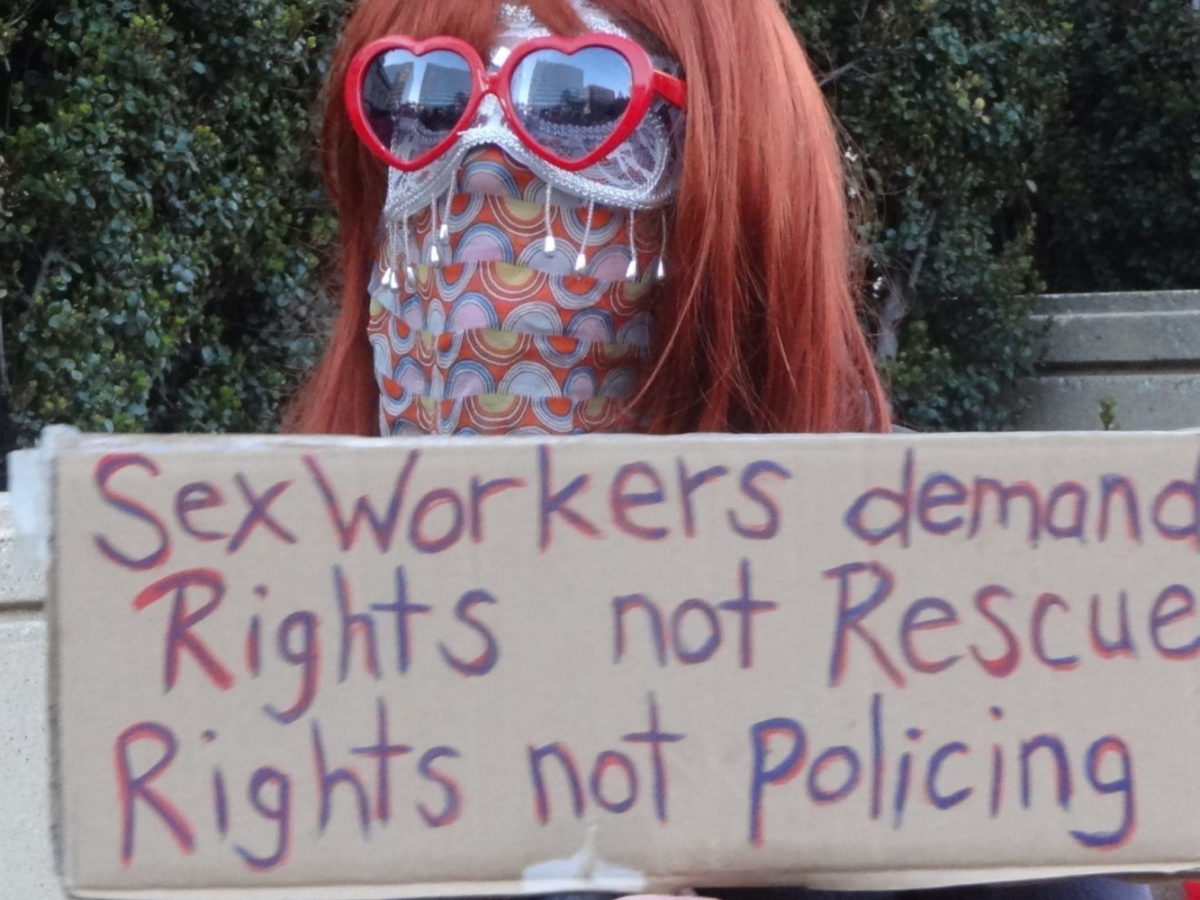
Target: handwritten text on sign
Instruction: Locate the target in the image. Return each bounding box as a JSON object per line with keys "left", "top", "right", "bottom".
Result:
{"left": 51, "top": 434, "right": 1200, "bottom": 892}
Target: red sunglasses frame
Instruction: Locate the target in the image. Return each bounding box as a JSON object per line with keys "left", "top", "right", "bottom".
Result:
{"left": 345, "top": 32, "right": 687, "bottom": 173}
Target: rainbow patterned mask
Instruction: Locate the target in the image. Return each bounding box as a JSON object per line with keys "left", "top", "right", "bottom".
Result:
{"left": 368, "top": 146, "right": 664, "bottom": 436}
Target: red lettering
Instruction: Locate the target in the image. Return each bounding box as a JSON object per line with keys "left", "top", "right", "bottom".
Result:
{"left": 611, "top": 462, "right": 669, "bottom": 541}
{"left": 227, "top": 475, "right": 296, "bottom": 553}
{"left": 969, "top": 585, "right": 1021, "bottom": 677}
{"left": 134, "top": 569, "right": 234, "bottom": 691}
{"left": 94, "top": 454, "right": 170, "bottom": 571}
{"left": 174, "top": 482, "right": 229, "bottom": 543}
{"left": 304, "top": 452, "right": 420, "bottom": 552}
{"left": 115, "top": 722, "right": 194, "bottom": 865}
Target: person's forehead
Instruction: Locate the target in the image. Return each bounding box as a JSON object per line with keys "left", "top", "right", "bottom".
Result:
{"left": 498, "top": 1, "right": 632, "bottom": 40}
{"left": 493, "top": 1, "right": 678, "bottom": 73}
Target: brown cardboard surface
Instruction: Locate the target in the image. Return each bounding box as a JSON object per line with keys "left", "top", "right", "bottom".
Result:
{"left": 35, "top": 430, "right": 1200, "bottom": 897}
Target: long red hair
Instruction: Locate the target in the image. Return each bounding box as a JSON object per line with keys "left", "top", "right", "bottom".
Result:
{"left": 289, "top": 0, "right": 892, "bottom": 435}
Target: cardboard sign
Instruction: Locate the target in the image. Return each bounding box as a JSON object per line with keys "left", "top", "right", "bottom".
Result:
{"left": 27, "top": 429, "right": 1200, "bottom": 898}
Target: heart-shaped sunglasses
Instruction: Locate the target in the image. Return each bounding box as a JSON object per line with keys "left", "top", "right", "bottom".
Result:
{"left": 345, "top": 32, "right": 687, "bottom": 173}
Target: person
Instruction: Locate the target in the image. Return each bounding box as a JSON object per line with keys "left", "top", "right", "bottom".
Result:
{"left": 289, "top": 0, "right": 890, "bottom": 437}
{"left": 289, "top": 1, "right": 1150, "bottom": 898}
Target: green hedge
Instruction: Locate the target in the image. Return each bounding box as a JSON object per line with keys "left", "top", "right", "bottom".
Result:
{"left": 0, "top": 0, "right": 342, "bottom": 479}
{"left": 787, "top": 0, "right": 1067, "bottom": 431}
{"left": 1034, "top": 0, "right": 1200, "bottom": 292}
{"left": 1, "top": 0, "right": 1197, "bottom": 479}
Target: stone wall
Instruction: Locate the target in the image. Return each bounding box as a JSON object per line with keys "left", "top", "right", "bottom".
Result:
{"left": 0, "top": 493, "right": 59, "bottom": 898}
{"left": 1016, "top": 291, "right": 1200, "bottom": 431}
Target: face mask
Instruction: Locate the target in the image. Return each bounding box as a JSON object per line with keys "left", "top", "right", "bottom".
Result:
{"left": 367, "top": 145, "right": 665, "bottom": 435}
{"left": 355, "top": 2, "right": 684, "bottom": 436}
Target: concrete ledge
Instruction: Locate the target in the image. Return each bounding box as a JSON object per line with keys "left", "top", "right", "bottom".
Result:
{"left": 1033, "top": 292, "right": 1200, "bottom": 368}
{"left": 1034, "top": 310, "right": 1200, "bottom": 366}
{"left": 1, "top": 492, "right": 47, "bottom": 608}
{"left": 1016, "top": 291, "right": 1200, "bottom": 431}
{"left": 1017, "top": 373, "right": 1200, "bottom": 431}
{"left": 1034, "top": 290, "right": 1200, "bottom": 316}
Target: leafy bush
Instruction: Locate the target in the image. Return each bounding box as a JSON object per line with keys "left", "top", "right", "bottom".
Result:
{"left": 0, "top": 0, "right": 341, "bottom": 481}
{"left": 1034, "top": 0, "right": 1200, "bottom": 292}
{"left": 788, "top": 0, "right": 1067, "bottom": 431}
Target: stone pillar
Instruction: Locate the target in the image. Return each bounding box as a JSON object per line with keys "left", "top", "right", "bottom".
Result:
{"left": 0, "top": 493, "right": 61, "bottom": 899}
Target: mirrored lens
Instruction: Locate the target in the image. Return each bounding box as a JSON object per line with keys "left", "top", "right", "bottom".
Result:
{"left": 510, "top": 47, "right": 633, "bottom": 162}
{"left": 361, "top": 48, "right": 474, "bottom": 162}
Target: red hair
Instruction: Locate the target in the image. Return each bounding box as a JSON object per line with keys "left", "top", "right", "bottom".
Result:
{"left": 289, "top": 0, "right": 892, "bottom": 435}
